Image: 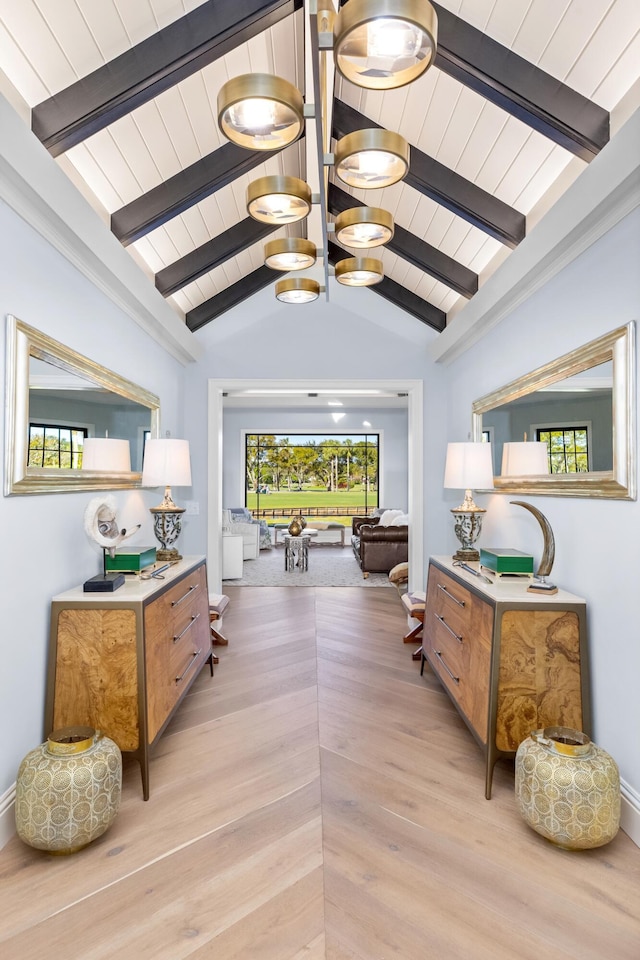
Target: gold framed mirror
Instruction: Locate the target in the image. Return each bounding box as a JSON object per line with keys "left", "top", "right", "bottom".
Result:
{"left": 4, "top": 315, "right": 160, "bottom": 494}
{"left": 472, "top": 322, "right": 636, "bottom": 499}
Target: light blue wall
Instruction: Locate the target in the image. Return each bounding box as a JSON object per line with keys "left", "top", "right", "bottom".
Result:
{"left": 0, "top": 198, "right": 186, "bottom": 799}
{"left": 437, "top": 205, "right": 640, "bottom": 799}
{"left": 221, "top": 407, "right": 409, "bottom": 514}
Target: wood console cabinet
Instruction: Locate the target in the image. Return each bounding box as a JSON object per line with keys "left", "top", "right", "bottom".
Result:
{"left": 46, "top": 556, "right": 211, "bottom": 800}
{"left": 422, "top": 557, "right": 590, "bottom": 798}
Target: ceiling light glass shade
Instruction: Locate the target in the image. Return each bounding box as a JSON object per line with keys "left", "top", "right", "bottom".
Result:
{"left": 334, "top": 207, "right": 394, "bottom": 248}
{"left": 275, "top": 278, "right": 320, "bottom": 304}
{"left": 334, "top": 0, "right": 437, "bottom": 90}
{"left": 334, "top": 129, "right": 409, "bottom": 188}
{"left": 247, "top": 176, "right": 312, "bottom": 224}
{"left": 217, "top": 74, "right": 304, "bottom": 151}
{"left": 335, "top": 257, "right": 384, "bottom": 287}
{"left": 264, "top": 238, "right": 317, "bottom": 271}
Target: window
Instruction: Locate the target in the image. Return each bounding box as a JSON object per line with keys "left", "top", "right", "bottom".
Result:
{"left": 535, "top": 425, "right": 590, "bottom": 473}
{"left": 28, "top": 423, "right": 88, "bottom": 469}
{"left": 244, "top": 433, "right": 380, "bottom": 523}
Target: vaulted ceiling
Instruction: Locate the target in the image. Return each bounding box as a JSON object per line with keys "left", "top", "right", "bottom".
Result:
{"left": 0, "top": 1, "right": 638, "bottom": 336}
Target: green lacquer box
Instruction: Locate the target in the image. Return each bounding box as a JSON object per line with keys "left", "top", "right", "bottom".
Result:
{"left": 480, "top": 547, "right": 534, "bottom": 576}
{"left": 104, "top": 545, "right": 157, "bottom": 572}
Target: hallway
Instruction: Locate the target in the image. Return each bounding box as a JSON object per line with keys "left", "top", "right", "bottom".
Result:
{"left": 1, "top": 586, "right": 638, "bottom": 959}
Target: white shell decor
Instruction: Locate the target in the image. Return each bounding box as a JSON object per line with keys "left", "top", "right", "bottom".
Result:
{"left": 83, "top": 495, "right": 140, "bottom": 557}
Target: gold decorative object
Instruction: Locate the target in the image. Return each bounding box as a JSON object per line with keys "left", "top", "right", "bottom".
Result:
{"left": 288, "top": 517, "right": 303, "bottom": 536}
{"left": 15, "top": 726, "right": 122, "bottom": 854}
{"left": 515, "top": 726, "right": 620, "bottom": 850}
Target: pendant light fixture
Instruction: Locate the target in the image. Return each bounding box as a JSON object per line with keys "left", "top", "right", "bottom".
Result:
{"left": 335, "top": 257, "right": 384, "bottom": 287}
{"left": 334, "top": 129, "right": 409, "bottom": 189}
{"left": 246, "top": 176, "right": 312, "bottom": 225}
{"left": 217, "top": 74, "right": 304, "bottom": 151}
{"left": 264, "top": 238, "right": 317, "bottom": 271}
{"left": 275, "top": 277, "right": 320, "bottom": 303}
{"left": 334, "top": 0, "right": 438, "bottom": 91}
{"left": 334, "top": 207, "right": 394, "bottom": 248}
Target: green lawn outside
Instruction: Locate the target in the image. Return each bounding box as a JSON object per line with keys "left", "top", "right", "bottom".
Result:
{"left": 246, "top": 487, "right": 378, "bottom": 526}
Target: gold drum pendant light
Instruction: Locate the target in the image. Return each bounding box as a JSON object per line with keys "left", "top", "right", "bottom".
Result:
{"left": 335, "top": 257, "right": 384, "bottom": 287}
{"left": 217, "top": 74, "right": 304, "bottom": 151}
{"left": 334, "top": 207, "right": 394, "bottom": 248}
{"left": 247, "top": 176, "right": 312, "bottom": 224}
{"left": 264, "top": 238, "right": 317, "bottom": 271}
{"left": 334, "top": 129, "right": 409, "bottom": 189}
{"left": 275, "top": 278, "right": 320, "bottom": 303}
{"left": 334, "top": 0, "right": 438, "bottom": 90}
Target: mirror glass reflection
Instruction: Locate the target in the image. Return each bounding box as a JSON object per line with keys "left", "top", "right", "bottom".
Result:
{"left": 5, "top": 315, "right": 160, "bottom": 495}
{"left": 481, "top": 360, "right": 613, "bottom": 476}
{"left": 472, "top": 323, "right": 635, "bottom": 499}
{"left": 28, "top": 357, "right": 152, "bottom": 472}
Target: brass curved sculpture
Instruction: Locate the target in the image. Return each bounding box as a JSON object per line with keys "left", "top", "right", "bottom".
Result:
{"left": 510, "top": 501, "right": 555, "bottom": 579}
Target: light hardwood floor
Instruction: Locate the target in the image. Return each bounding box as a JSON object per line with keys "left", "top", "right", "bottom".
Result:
{"left": 1, "top": 585, "right": 638, "bottom": 959}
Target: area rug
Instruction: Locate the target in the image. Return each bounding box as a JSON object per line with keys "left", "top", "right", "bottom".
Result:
{"left": 224, "top": 544, "right": 393, "bottom": 587}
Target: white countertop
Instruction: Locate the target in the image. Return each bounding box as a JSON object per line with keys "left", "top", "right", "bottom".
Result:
{"left": 52, "top": 556, "right": 206, "bottom": 603}
{"left": 430, "top": 556, "right": 585, "bottom": 605}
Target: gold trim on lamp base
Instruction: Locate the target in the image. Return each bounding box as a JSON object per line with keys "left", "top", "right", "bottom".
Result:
{"left": 334, "top": 129, "right": 409, "bottom": 189}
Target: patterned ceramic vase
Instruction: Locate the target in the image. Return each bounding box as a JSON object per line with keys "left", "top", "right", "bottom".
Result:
{"left": 515, "top": 726, "right": 620, "bottom": 850}
{"left": 15, "top": 726, "right": 122, "bottom": 855}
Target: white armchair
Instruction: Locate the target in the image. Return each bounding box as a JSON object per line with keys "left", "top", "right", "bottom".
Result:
{"left": 222, "top": 509, "right": 259, "bottom": 560}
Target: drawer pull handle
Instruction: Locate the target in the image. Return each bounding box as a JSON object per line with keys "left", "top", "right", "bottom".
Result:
{"left": 171, "top": 585, "right": 197, "bottom": 607}
{"left": 176, "top": 651, "right": 199, "bottom": 683}
{"left": 434, "top": 650, "right": 460, "bottom": 685}
{"left": 437, "top": 583, "right": 465, "bottom": 607}
{"left": 434, "top": 613, "right": 463, "bottom": 644}
{"left": 173, "top": 613, "right": 200, "bottom": 643}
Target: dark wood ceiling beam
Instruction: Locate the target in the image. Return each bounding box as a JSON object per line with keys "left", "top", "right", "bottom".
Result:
{"left": 432, "top": 2, "right": 609, "bottom": 161}
{"left": 327, "top": 240, "right": 446, "bottom": 332}
{"left": 156, "top": 218, "right": 277, "bottom": 296}
{"left": 32, "top": 0, "right": 303, "bottom": 156}
{"left": 186, "top": 265, "right": 275, "bottom": 331}
{"left": 110, "top": 139, "right": 295, "bottom": 245}
{"left": 329, "top": 183, "right": 477, "bottom": 298}
{"left": 332, "top": 100, "right": 525, "bottom": 249}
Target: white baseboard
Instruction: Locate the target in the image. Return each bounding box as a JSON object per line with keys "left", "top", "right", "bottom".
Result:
{"left": 620, "top": 778, "right": 640, "bottom": 848}
{"left": 1, "top": 778, "right": 638, "bottom": 852}
{"left": 0, "top": 783, "right": 16, "bottom": 851}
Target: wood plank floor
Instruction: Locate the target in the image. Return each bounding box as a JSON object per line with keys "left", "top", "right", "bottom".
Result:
{"left": 1, "top": 586, "right": 638, "bottom": 959}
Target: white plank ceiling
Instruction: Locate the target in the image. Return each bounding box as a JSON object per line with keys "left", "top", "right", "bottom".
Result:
{"left": 0, "top": 0, "right": 639, "bottom": 331}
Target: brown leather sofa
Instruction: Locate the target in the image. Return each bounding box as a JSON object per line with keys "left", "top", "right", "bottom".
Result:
{"left": 351, "top": 515, "right": 408, "bottom": 575}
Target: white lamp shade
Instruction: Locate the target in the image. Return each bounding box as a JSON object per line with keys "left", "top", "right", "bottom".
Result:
{"left": 82, "top": 438, "right": 131, "bottom": 472}
{"left": 444, "top": 442, "right": 494, "bottom": 490}
{"left": 142, "top": 439, "right": 192, "bottom": 487}
{"left": 501, "top": 441, "right": 549, "bottom": 477}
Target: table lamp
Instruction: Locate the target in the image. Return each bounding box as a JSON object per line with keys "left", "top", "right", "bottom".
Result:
{"left": 81, "top": 437, "right": 131, "bottom": 472}
{"left": 142, "top": 438, "right": 192, "bottom": 562}
{"left": 501, "top": 440, "right": 548, "bottom": 477}
{"left": 444, "top": 442, "right": 494, "bottom": 561}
